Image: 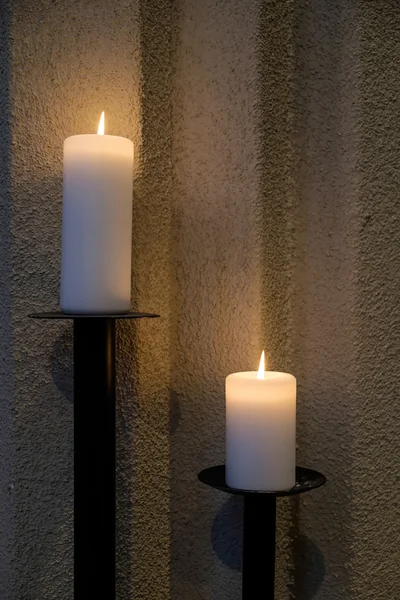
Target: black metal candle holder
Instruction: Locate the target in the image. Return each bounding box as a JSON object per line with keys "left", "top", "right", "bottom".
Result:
{"left": 30, "top": 311, "right": 159, "bottom": 600}
{"left": 198, "top": 464, "right": 326, "bottom": 600}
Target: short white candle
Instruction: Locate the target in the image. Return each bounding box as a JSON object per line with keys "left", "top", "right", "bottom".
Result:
{"left": 226, "top": 352, "right": 296, "bottom": 491}
{"left": 60, "top": 112, "right": 134, "bottom": 314}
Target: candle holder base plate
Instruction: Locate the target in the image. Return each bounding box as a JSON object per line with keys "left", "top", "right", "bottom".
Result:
{"left": 29, "top": 310, "right": 159, "bottom": 319}
{"left": 198, "top": 464, "right": 326, "bottom": 496}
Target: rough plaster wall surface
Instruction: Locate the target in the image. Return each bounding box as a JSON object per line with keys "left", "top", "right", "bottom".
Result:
{"left": 0, "top": 2, "right": 13, "bottom": 597}
{"left": 171, "top": 0, "right": 261, "bottom": 598}
{"left": 289, "top": 2, "right": 361, "bottom": 599}
{"left": 352, "top": 3, "right": 400, "bottom": 597}
{"left": 277, "top": 2, "right": 399, "bottom": 599}
{"left": 124, "top": 0, "right": 173, "bottom": 598}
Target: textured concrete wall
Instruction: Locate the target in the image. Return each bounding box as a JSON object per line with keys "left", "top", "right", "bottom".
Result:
{"left": 258, "top": 2, "right": 400, "bottom": 598}
{"left": 170, "top": 0, "right": 261, "bottom": 597}
{"left": 0, "top": 0, "right": 399, "bottom": 599}
{"left": 352, "top": 3, "right": 400, "bottom": 597}
{"left": 289, "top": 3, "right": 361, "bottom": 598}
{"left": 0, "top": 3, "right": 13, "bottom": 597}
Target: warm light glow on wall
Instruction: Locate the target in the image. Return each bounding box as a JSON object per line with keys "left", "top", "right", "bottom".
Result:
{"left": 97, "top": 111, "right": 105, "bottom": 135}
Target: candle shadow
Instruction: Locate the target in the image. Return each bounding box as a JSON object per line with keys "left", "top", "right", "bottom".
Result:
{"left": 114, "top": 322, "right": 136, "bottom": 600}
{"left": 12, "top": 323, "right": 74, "bottom": 598}
{"left": 50, "top": 327, "right": 74, "bottom": 403}
{"left": 211, "top": 496, "right": 243, "bottom": 572}
{"left": 115, "top": 390, "right": 136, "bottom": 600}
{"left": 168, "top": 380, "right": 239, "bottom": 599}
{"left": 288, "top": 497, "right": 325, "bottom": 600}
{"left": 211, "top": 495, "right": 325, "bottom": 599}
{"left": 169, "top": 390, "right": 182, "bottom": 435}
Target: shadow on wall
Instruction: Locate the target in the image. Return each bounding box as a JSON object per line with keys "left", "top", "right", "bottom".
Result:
{"left": 13, "top": 321, "right": 74, "bottom": 599}
{"left": 290, "top": 534, "right": 325, "bottom": 599}
{"left": 210, "top": 495, "right": 325, "bottom": 599}
{"left": 115, "top": 333, "right": 136, "bottom": 600}
{"left": 51, "top": 327, "right": 74, "bottom": 404}
{"left": 211, "top": 496, "right": 243, "bottom": 572}
{"left": 289, "top": 498, "right": 325, "bottom": 600}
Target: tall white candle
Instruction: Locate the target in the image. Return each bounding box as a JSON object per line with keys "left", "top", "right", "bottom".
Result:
{"left": 60, "top": 113, "right": 134, "bottom": 313}
{"left": 226, "top": 352, "right": 296, "bottom": 491}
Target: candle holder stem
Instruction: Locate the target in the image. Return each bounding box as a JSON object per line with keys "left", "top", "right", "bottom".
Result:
{"left": 198, "top": 465, "right": 326, "bottom": 600}
{"left": 243, "top": 495, "right": 276, "bottom": 599}
{"left": 74, "top": 318, "right": 116, "bottom": 599}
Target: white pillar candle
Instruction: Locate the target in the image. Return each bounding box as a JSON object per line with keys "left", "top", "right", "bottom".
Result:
{"left": 226, "top": 352, "right": 296, "bottom": 491}
{"left": 60, "top": 113, "right": 134, "bottom": 314}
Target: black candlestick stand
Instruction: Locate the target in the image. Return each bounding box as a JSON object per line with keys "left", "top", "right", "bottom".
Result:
{"left": 198, "top": 465, "right": 326, "bottom": 600}
{"left": 30, "top": 311, "right": 159, "bottom": 600}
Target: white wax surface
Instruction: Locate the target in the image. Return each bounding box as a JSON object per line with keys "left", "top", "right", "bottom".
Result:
{"left": 61, "top": 134, "right": 134, "bottom": 313}
{"left": 226, "top": 371, "right": 296, "bottom": 491}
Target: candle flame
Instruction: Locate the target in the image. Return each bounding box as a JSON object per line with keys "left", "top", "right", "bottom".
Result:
{"left": 257, "top": 350, "right": 265, "bottom": 380}
{"left": 97, "top": 111, "right": 105, "bottom": 135}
